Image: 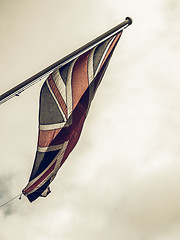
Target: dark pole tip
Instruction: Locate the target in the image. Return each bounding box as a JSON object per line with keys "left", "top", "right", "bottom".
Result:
{"left": 125, "top": 17, "right": 133, "bottom": 25}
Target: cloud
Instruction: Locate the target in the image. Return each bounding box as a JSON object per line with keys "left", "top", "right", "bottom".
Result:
{"left": 1, "top": 0, "right": 180, "bottom": 240}
{"left": 163, "top": 0, "right": 180, "bottom": 20}
{"left": 0, "top": 176, "right": 15, "bottom": 216}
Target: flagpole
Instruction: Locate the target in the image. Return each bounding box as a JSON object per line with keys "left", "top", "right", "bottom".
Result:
{"left": 0, "top": 17, "right": 132, "bottom": 105}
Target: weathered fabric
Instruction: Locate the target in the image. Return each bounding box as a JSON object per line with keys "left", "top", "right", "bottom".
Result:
{"left": 22, "top": 32, "right": 122, "bottom": 202}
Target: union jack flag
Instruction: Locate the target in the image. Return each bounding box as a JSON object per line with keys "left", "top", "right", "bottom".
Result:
{"left": 22, "top": 31, "right": 122, "bottom": 202}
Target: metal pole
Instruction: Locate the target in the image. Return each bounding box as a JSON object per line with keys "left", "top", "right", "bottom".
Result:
{"left": 0, "top": 17, "right": 132, "bottom": 105}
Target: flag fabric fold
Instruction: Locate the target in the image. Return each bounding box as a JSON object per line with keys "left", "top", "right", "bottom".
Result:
{"left": 22, "top": 31, "right": 122, "bottom": 202}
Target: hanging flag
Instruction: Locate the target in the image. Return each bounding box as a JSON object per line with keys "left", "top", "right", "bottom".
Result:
{"left": 22, "top": 31, "right": 123, "bottom": 202}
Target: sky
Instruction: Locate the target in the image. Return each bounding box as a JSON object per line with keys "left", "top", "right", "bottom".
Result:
{"left": 1, "top": 0, "right": 180, "bottom": 239}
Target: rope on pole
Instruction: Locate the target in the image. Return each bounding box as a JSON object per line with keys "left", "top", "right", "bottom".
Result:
{"left": 0, "top": 194, "right": 22, "bottom": 208}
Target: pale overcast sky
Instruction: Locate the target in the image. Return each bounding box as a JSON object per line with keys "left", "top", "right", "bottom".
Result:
{"left": 1, "top": 0, "right": 180, "bottom": 239}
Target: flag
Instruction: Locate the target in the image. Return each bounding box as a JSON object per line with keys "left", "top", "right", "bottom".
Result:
{"left": 22, "top": 31, "right": 122, "bottom": 202}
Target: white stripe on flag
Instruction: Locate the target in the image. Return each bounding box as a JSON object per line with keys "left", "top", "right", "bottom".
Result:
{"left": 94, "top": 36, "right": 116, "bottom": 78}
{"left": 38, "top": 144, "right": 63, "bottom": 153}
{"left": 52, "top": 70, "right": 66, "bottom": 104}
{"left": 66, "top": 59, "right": 77, "bottom": 118}
{"left": 46, "top": 79, "right": 67, "bottom": 122}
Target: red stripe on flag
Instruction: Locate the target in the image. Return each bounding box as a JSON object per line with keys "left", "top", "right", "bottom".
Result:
{"left": 71, "top": 52, "right": 90, "bottom": 110}
{"left": 60, "top": 102, "right": 87, "bottom": 167}
{"left": 38, "top": 128, "right": 62, "bottom": 147}
{"left": 99, "top": 33, "right": 121, "bottom": 74}
{"left": 23, "top": 161, "right": 56, "bottom": 194}
{"left": 48, "top": 75, "right": 67, "bottom": 118}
